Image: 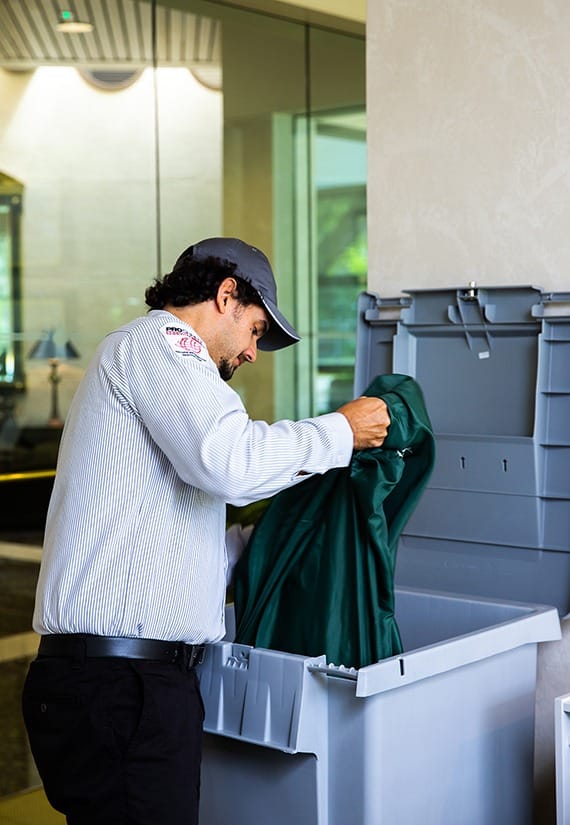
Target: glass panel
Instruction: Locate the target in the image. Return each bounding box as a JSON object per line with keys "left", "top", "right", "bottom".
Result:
{"left": 0, "top": 0, "right": 156, "bottom": 803}
{"left": 186, "top": 3, "right": 307, "bottom": 423}
{"left": 294, "top": 28, "right": 367, "bottom": 416}
{"left": 315, "top": 111, "right": 367, "bottom": 413}
{"left": 154, "top": 5, "right": 365, "bottom": 422}
{"left": 0, "top": 204, "right": 13, "bottom": 382}
{"left": 0, "top": 0, "right": 160, "bottom": 478}
{"left": 0, "top": 185, "right": 23, "bottom": 389}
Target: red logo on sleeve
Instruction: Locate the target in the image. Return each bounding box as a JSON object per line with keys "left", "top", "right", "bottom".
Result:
{"left": 161, "top": 325, "right": 206, "bottom": 360}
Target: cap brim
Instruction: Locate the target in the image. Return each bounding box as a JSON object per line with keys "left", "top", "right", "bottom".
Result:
{"left": 257, "top": 297, "right": 301, "bottom": 351}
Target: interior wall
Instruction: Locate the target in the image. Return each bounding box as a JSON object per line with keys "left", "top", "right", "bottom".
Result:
{"left": 367, "top": 0, "right": 570, "bottom": 295}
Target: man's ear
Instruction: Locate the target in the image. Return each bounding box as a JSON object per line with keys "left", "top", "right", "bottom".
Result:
{"left": 216, "top": 277, "right": 238, "bottom": 313}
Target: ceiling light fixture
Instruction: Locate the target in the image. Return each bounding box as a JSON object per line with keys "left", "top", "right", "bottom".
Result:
{"left": 55, "top": 9, "right": 93, "bottom": 34}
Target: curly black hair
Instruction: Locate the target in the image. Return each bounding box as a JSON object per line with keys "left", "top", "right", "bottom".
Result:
{"left": 145, "top": 254, "right": 263, "bottom": 310}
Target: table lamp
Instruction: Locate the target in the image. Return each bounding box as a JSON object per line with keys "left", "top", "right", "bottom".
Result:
{"left": 28, "top": 330, "right": 80, "bottom": 428}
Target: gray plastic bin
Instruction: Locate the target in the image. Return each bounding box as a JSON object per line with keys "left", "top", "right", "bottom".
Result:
{"left": 199, "top": 593, "right": 559, "bottom": 825}
{"left": 196, "top": 284, "right": 567, "bottom": 824}
{"left": 356, "top": 285, "right": 570, "bottom": 612}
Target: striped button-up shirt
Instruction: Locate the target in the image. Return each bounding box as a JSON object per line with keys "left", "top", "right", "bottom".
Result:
{"left": 33, "top": 310, "right": 354, "bottom": 643}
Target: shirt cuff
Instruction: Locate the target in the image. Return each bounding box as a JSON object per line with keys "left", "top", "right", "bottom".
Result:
{"left": 316, "top": 411, "right": 354, "bottom": 467}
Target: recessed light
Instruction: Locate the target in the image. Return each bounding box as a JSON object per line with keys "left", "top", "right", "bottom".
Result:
{"left": 55, "top": 10, "right": 93, "bottom": 34}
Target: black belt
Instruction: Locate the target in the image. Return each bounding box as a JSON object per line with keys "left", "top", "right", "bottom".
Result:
{"left": 38, "top": 634, "right": 205, "bottom": 669}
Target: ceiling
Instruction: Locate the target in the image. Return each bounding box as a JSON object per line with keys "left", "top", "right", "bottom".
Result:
{"left": 0, "top": 0, "right": 221, "bottom": 70}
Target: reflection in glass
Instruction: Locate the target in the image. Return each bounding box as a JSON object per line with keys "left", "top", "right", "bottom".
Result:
{"left": 0, "top": 181, "right": 23, "bottom": 388}
{"left": 28, "top": 332, "right": 80, "bottom": 428}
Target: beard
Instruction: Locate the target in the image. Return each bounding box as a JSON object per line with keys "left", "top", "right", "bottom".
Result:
{"left": 218, "top": 358, "right": 236, "bottom": 382}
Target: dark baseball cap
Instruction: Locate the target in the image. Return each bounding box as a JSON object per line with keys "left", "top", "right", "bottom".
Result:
{"left": 174, "top": 237, "right": 300, "bottom": 351}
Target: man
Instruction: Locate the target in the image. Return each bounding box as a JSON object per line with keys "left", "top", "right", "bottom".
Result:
{"left": 22, "top": 237, "right": 390, "bottom": 825}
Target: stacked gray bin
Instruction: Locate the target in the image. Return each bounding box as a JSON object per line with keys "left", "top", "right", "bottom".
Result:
{"left": 355, "top": 284, "right": 570, "bottom": 612}
{"left": 196, "top": 285, "right": 569, "bottom": 825}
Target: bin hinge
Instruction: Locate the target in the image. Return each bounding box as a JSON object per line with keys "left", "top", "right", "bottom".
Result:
{"left": 448, "top": 282, "right": 492, "bottom": 358}
{"left": 307, "top": 662, "right": 358, "bottom": 681}
{"left": 532, "top": 292, "right": 570, "bottom": 319}
{"left": 363, "top": 295, "right": 412, "bottom": 325}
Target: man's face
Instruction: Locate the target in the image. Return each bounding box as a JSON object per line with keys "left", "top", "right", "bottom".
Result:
{"left": 215, "top": 301, "right": 270, "bottom": 381}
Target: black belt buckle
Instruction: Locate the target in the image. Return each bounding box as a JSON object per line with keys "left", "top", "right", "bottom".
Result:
{"left": 181, "top": 644, "right": 205, "bottom": 670}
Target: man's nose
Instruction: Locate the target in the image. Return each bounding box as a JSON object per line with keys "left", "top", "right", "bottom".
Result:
{"left": 241, "top": 342, "right": 257, "bottom": 364}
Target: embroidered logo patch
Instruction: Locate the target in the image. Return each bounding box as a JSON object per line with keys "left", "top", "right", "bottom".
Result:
{"left": 161, "top": 325, "right": 206, "bottom": 360}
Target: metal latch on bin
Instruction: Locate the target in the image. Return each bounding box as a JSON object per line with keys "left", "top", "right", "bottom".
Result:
{"left": 448, "top": 282, "right": 492, "bottom": 358}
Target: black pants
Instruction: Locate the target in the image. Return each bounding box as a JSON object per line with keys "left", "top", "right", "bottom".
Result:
{"left": 22, "top": 655, "right": 204, "bottom": 825}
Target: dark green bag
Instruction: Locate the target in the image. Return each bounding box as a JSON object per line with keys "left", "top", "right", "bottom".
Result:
{"left": 233, "top": 374, "right": 435, "bottom": 668}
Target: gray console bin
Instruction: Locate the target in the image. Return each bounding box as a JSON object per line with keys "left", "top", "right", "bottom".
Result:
{"left": 199, "top": 595, "right": 559, "bottom": 825}
{"left": 196, "top": 284, "right": 566, "bottom": 825}
{"left": 356, "top": 285, "right": 570, "bottom": 612}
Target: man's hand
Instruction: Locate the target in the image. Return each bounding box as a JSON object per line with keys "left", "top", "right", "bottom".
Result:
{"left": 336, "top": 396, "right": 391, "bottom": 450}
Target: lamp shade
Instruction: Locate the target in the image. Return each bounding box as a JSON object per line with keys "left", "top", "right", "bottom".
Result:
{"left": 28, "top": 330, "right": 80, "bottom": 360}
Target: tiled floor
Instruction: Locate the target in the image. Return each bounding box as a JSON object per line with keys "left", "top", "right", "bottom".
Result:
{"left": 0, "top": 541, "right": 42, "bottom": 803}
{"left": 0, "top": 788, "right": 65, "bottom": 825}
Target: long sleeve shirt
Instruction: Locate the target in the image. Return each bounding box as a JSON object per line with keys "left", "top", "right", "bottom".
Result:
{"left": 33, "top": 310, "right": 353, "bottom": 643}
